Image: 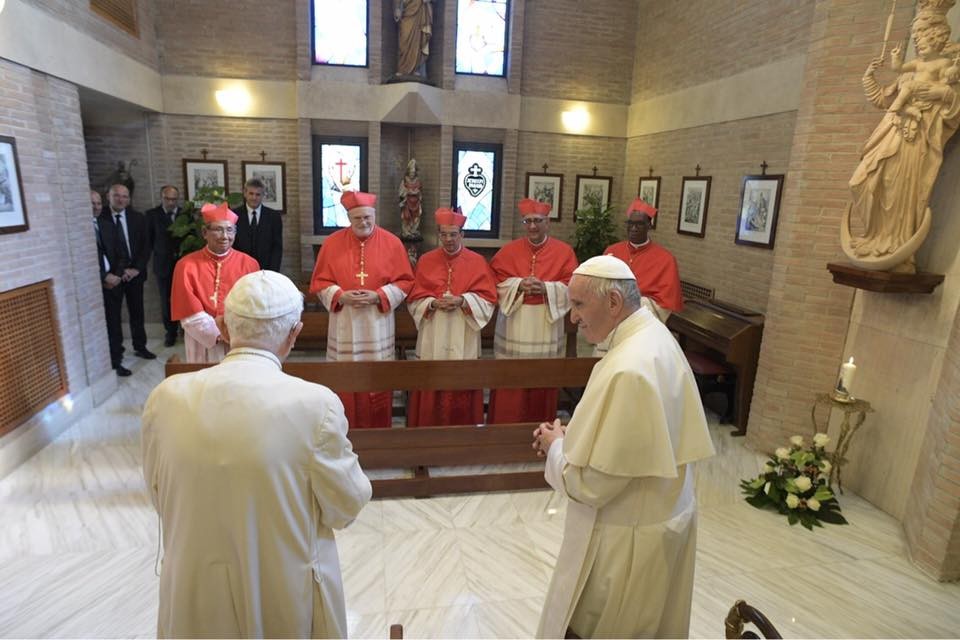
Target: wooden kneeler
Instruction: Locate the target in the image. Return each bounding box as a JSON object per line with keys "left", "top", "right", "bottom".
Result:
{"left": 165, "top": 356, "right": 598, "bottom": 498}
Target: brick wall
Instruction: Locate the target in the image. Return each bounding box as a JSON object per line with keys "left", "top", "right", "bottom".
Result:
{"left": 24, "top": 0, "right": 159, "bottom": 70}
{"left": 0, "top": 58, "right": 111, "bottom": 394}
{"left": 746, "top": 0, "right": 895, "bottom": 456}
{"left": 623, "top": 112, "right": 798, "bottom": 313}
{"left": 380, "top": 124, "right": 409, "bottom": 236}
{"left": 905, "top": 311, "right": 960, "bottom": 581}
{"left": 411, "top": 126, "right": 442, "bottom": 245}
{"left": 521, "top": 0, "right": 637, "bottom": 104}
{"left": 154, "top": 0, "right": 298, "bottom": 80}
{"left": 632, "top": 0, "right": 815, "bottom": 102}
{"left": 514, "top": 131, "right": 627, "bottom": 244}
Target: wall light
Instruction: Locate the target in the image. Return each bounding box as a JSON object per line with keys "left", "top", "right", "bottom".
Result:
{"left": 215, "top": 86, "right": 252, "bottom": 115}
{"left": 561, "top": 107, "right": 590, "bottom": 133}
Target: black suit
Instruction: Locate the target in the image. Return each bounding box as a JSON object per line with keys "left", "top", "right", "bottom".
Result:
{"left": 145, "top": 205, "right": 182, "bottom": 339}
{"left": 98, "top": 207, "right": 150, "bottom": 368}
{"left": 232, "top": 205, "right": 283, "bottom": 271}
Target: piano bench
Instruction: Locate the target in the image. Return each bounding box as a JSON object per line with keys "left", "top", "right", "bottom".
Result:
{"left": 684, "top": 350, "right": 736, "bottom": 424}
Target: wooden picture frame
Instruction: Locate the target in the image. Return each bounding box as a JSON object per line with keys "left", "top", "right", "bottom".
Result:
{"left": 183, "top": 159, "right": 229, "bottom": 201}
{"left": 0, "top": 136, "right": 29, "bottom": 235}
{"left": 637, "top": 176, "right": 661, "bottom": 230}
{"left": 735, "top": 174, "right": 785, "bottom": 249}
{"left": 677, "top": 176, "right": 712, "bottom": 238}
{"left": 242, "top": 161, "right": 287, "bottom": 212}
{"left": 574, "top": 174, "right": 613, "bottom": 220}
{"left": 526, "top": 172, "right": 564, "bottom": 220}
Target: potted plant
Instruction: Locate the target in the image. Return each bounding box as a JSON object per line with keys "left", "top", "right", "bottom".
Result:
{"left": 573, "top": 195, "right": 618, "bottom": 262}
{"left": 740, "top": 433, "right": 848, "bottom": 530}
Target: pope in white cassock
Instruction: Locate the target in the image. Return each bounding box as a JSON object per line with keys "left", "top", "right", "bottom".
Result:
{"left": 533, "top": 255, "right": 715, "bottom": 639}
{"left": 142, "top": 271, "right": 372, "bottom": 638}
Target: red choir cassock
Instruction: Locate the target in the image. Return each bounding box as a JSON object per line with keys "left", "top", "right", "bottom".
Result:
{"left": 171, "top": 247, "right": 260, "bottom": 320}
{"left": 488, "top": 200, "right": 578, "bottom": 424}
{"left": 406, "top": 221, "right": 498, "bottom": 427}
{"left": 604, "top": 197, "right": 683, "bottom": 313}
{"left": 309, "top": 192, "right": 415, "bottom": 429}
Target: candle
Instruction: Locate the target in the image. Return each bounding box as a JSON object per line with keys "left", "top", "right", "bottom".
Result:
{"left": 837, "top": 357, "right": 857, "bottom": 395}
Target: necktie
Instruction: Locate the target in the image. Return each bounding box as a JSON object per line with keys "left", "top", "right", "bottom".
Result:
{"left": 250, "top": 210, "right": 258, "bottom": 245}
{"left": 115, "top": 214, "right": 131, "bottom": 265}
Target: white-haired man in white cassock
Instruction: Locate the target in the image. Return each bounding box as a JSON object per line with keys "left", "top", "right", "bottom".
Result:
{"left": 142, "top": 270, "right": 372, "bottom": 638}
{"left": 533, "top": 255, "right": 715, "bottom": 639}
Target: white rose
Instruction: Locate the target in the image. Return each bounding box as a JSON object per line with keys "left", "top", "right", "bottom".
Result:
{"left": 775, "top": 447, "right": 791, "bottom": 460}
{"left": 764, "top": 481, "right": 772, "bottom": 495}
{"left": 807, "top": 498, "right": 821, "bottom": 511}
{"left": 785, "top": 494, "right": 800, "bottom": 509}
{"left": 820, "top": 460, "right": 832, "bottom": 475}
{"left": 813, "top": 433, "right": 831, "bottom": 448}
{"left": 794, "top": 475, "right": 813, "bottom": 492}
{"left": 790, "top": 435, "right": 804, "bottom": 447}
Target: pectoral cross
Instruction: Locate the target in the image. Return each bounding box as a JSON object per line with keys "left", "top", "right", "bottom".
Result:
{"left": 530, "top": 253, "right": 538, "bottom": 276}
{"left": 209, "top": 261, "right": 223, "bottom": 308}
{"left": 445, "top": 264, "right": 454, "bottom": 295}
{"left": 356, "top": 241, "right": 368, "bottom": 285}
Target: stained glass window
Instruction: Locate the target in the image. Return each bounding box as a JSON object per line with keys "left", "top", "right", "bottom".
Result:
{"left": 312, "top": 0, "right": 367, "bottom": 67}
{"left": 455, "top": 0, "right": 509, "bottom": 76}
{"left": 313, "top": 138, "right": 366, "bottom": 232}
{"left": 453, "top": 143, "right": 501, "bottom": 237}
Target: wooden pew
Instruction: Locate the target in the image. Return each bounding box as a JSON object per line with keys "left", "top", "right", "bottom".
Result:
{"left": 165, "top": 356, "right": 598, "bottom": 498}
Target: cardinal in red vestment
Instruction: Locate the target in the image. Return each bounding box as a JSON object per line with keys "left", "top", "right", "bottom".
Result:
{"left": 406, "top": 208, "right": 498, "bottom": 427}
{"left": 171, "top": 202, "right": 260, "bottom": 363}
{"left": 309, "top": 191, "right": 415, "bottom": 429}
{"left": 604, "top": 197, "right": 683, "bottom": 321}
{"left": 488, "top": 199, "right": 578, "bottom": 424}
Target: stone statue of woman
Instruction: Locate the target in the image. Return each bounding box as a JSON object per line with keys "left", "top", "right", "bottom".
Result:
{"left": 399, "top": 159, "right": 423, "bottom": 239}
{"left": 842, "top": 0, "right": 960, "bottom": 273}
{"left": 394, "top": 0, "right": 433, "bottom": 78}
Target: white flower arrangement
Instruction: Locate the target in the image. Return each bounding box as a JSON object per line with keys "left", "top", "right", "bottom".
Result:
{"left": 740, "top": 432, "right": 848, "bottom": 530}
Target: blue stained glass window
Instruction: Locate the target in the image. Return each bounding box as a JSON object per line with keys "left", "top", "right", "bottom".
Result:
{"left": 313, "top": 0, "right": 367, "bottom": 66}
{"left": 313, "top": 140, "right": 366, "bottom": 232}
{"left": 455, "top": 0, "right": 508, "bottom": 76}
{"left": 453, "top": 143, "right": 501, "bottom": 237}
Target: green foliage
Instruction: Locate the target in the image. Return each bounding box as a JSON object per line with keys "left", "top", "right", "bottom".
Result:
{"left": 573, "top": 200, "right": 618, "bottom": 263}
{"left": 170, "top": 185, "right": 244, "bottom": 257}
{"left": 739, "top": 434, "right": 849, "bottom": 531}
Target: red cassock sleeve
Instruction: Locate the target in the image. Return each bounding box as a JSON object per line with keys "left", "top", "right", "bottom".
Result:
{"left": 408, "top": 249, "right": 498, "bottom": 304}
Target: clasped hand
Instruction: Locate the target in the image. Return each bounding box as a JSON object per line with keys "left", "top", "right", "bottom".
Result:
{"left": 432, "top": 295, "right": 464, "bottom": 311}
{"left": 343, "top": 290, "right": 379, "bottom": 306}
{"left": 532, "top": 418, "right": 565, "bottom": 457}
{"left": 520, "top": 277, "right": 545, "bottom": 296}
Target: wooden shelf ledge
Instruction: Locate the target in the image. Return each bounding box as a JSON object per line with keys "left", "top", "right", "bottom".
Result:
{"left": 826, "top": 262, "right": 944, "bottom": 294}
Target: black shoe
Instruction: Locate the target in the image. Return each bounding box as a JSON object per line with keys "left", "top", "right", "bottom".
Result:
{"left": 164, "top": 335, "right": 177, "bottom": 347}
{"left": 115, "top": 365, "right": 132, "bottom": 377}
{"left": 134, "top": 349, "right": 157, "bottom": 360}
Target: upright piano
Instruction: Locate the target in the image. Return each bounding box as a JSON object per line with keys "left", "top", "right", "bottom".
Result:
{"left": 667, "top": 298, "right": 764, "bottom": 436}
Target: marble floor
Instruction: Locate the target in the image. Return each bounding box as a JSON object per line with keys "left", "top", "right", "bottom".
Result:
{"left": 1, "top": 337, "right": 959, "bottom": 638}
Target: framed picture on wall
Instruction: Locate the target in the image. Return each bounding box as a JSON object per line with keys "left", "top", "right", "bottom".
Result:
{"left": 526, "top": 172, "right": 564, "bottom": 220}
{"left": 183, "top": 159, "right": 229, "bottom": 201}
{"left": 0, "top": 136, "right": 28, "bottom": 235}
{"left": 735, "top": 174, "right": 784, "bottom": 249}
{"left": 677, "top": 176, "right": 711, "bottom": 237}
{"left": 637, "top": 176, "right": 661, "bottom": 229}
{"left": 242, "top": 161, "right": 286, "bottom": 212}
{"left": 574, "top": 174, "right": 613, "bottom": 219}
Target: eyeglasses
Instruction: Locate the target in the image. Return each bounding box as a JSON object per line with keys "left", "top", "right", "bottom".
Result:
{"left": 625, "top": 220, "right": 649, "bottom": 228}
{"left": 205, "top": 225, "right": 237, "bottom": 236}
{"left": 521, "top": 217, "right": 547, "bottom": 226}
{"left": 438, "top": 232, "right": 462, "bottom": 239}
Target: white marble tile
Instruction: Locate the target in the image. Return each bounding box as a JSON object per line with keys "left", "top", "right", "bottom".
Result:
{"left": 338, "top": 532, "right": 387, "bottom": 616}
{"left": 510, "top": 488, "right": 567, "bottom": 524}
{"left": 380, "top": 497, "right": 455, "bottom": 532}
{"left": 472, "top": 597, "right": 543, "bottom": 638}
{"left": 435, "top": 491, "right": 522, "bottom": 528}
{"left": 456, "top": 524, "right": 552, "bottom": 601}
{"left": 382, "top": 528, "right": 475, "bottom": 611}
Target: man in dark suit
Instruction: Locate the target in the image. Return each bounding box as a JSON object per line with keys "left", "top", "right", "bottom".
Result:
{"left": 232, "top": 177, "right": 283, "bottom": 271}
{"left": 98, "top": 183, "right": 155, "bottom": 376}
{"left": 146, "top": 185, "right": 183, "bottom": 347}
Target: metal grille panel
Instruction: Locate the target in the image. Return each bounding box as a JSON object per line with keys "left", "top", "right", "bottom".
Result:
{"left": 680, "top": 279, "right": 715, "bottom": 302}
{"left": 0, "top": 280, "right": 68, "bottom": 437}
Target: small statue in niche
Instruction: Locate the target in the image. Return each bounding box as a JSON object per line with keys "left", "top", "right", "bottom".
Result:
{"left": 841, "top": 0, "right": 960, "bottom": 273}
{"left": 103, "top": 160, "right": 138, "bottom": 198}
{"left": 399, "top": 158, "right": 423, "bottom": 240}
{"left": 394, "top": 0, "right": 433, "bottom": 78}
